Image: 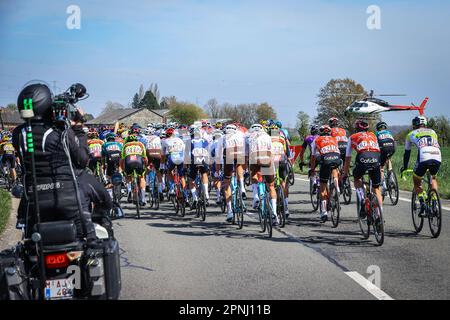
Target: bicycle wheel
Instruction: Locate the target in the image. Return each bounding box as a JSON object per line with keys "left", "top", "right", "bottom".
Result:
{"left": 244, "top": 173, "right": 251, "bottom": 187}
{"left": 276, "top": 186, "right": 286, "bottom": 228}
{"left": 411, "top": 191, "right": 424, "bottom": 233}
{"left": 287, "top": 161, "right": 295, "bottom": 186}
{"left": 428, "top": 190, "right": 442, "bottom": 238}
{"left": 220, "top": 189, "right": 226, "bottom": 213}
{"left": 342, "top": 177, "right": 352, "bottom": 205}
{"left": 387, "top": 171, "right": 399, "bottom": 206}
{"left": 357, "top": 197, "right": 370, "bottom": 239}
{"left": 236, "top": 190, "right": 244, "bottom": 229}
{"left": 265, "top": 196, "right": 273, "bottom": 238}
{"left": 370, "top": 195, "right": 384, "bottom": 246}
{"left": 134, "top": 180, "right": 141, "bottom": 219}
{"left": 330, "top": 183, "right": 340, "bottom": 228}
{"left": 258, "top": 200, "right": 266, "bottom": 232}
{"left": 310, "top": 179, "right": 319, "bottom": 212}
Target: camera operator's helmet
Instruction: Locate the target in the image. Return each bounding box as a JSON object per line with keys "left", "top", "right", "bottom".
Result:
{"left": 412, "top": 116, "right": 427, "bottom": 128}
{"left": 328, "top": 117, "right": 339, "bottom": 128}
{"left": 376, "top": 121, "right": 388, "bottom": 131}
{"left": 319, "top": 125, "right": 332, "bottom": 136}
{"left": 17, "top": 82, "right": 53, "bottom": 120}
{"left": 354, "top": 119, "right": 369, "bottom": 132}
{"left": 310, "top": 125, "right": 319, "bottom": 135}
{"left": 106, "top": 133, "right": 116, "bottom": 141}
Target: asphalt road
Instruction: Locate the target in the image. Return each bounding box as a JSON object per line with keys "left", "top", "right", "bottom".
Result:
{"left": 114, "top": 174, "right": 450, "bottom": 300}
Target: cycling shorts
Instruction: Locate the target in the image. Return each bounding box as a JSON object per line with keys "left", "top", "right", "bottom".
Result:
{"left": 1, "top": 154, "right": 15, "bottom": 169}
{"left": 318, "top": 153, "right": 341, "bottom": 183}
{"left": 414, "top": 159, "right": 441, "bottom": 178}
{"left": 380, "top": 147, "right": 395, "bottom": 167}
{"left": 250, "top": 164, "right": 275, "bottom": 183}
{"left": 189, "top": 164, "right": 209, "bottom": 180}
{"left": 124, "top": 156, "right": 145, "bottom": 176}
{"left": 353, "top": 151, "right": 381, "bottom": 187}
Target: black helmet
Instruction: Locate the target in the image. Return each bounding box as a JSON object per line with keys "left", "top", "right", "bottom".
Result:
{"left": 412, "top": 116, "right": 427, "bottom": 128}
{"left": 17, "top": 83, "right": 53, "bottom": 119}
{"left": 328, "top": 117, "right": 339, "bottom": 128}
{"left": 376, "top": 121, "right": 388, "bottom": 131}
{"left": 319, "top": 125, "right": 332, "bottom": 136}
{"left": 310, "top": 125, "right": 319, "bottom": 135}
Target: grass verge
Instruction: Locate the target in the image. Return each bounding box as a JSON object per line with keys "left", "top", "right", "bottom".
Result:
{"left": 0, "top": 189, "right": 12, "bottom": 235}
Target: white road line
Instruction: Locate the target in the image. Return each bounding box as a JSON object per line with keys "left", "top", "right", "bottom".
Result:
{"left": 294, "top": 177, "right": 450, "bottom": 211}
{"left": 345, "top": 271, "right": 394, "bottom": 300}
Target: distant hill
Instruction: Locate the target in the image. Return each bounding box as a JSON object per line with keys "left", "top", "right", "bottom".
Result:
{"left": 389, "top": 125, "right": 411, "bottom": 135}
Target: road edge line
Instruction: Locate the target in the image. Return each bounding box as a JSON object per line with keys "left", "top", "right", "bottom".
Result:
{"left": 344, "top": 271, "right": 394, "bottom": 300}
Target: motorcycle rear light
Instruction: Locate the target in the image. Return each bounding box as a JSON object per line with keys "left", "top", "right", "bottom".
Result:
{"left": 45, "top": 253, "right": 69, "bottom": 269}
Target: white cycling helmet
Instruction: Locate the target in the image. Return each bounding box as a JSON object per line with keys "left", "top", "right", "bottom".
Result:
{"left": 213, "top": 129, "right": 223, "bottom": 138}
{"left": 250, "top": 123, "right": 263, "bottom": 132}
{"left": 225, "top": 124, "right": 237, "bottom": 134}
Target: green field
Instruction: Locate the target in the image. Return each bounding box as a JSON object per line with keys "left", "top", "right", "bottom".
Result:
{"left": 0, "top": 189, "right": 12, "bottom": 235}
{"left": 293, "top": 145, "right": 450, "bottom": 199}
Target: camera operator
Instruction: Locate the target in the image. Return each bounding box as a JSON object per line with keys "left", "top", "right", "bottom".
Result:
{"left": 13, "top": 82, "right": 96, "bottom": 241}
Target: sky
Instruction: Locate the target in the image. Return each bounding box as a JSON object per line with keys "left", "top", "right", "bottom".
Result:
{"left": 1, "top": 0, "right": 449, "bottom": 127}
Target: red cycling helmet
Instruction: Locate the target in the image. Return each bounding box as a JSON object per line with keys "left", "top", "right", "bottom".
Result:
{"left": 166, "top": 128, "right": 175, "bottom": 136}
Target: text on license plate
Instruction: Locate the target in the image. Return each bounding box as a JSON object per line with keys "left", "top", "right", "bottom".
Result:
{"left": 45, "top": 278, "right": 74, "bottom": 300}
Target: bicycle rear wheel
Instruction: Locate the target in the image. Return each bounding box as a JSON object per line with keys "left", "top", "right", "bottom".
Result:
{"left": 287, "top": 161, "right": 295, "bottom": 186}
{"left": 265, "top": 196, "right": 273, "bottom": 238}
{"left": 330, "top": 183, "right": 340, "bottom": 228}
{"left": 388, "top": 171, "right": 399, "bottom": 206}
{"left": 428, "top": 190, "right": 442, "bottom": 238}
{"left": 276, "top": 186, "right": 286, "bottom": 228}
{"left": 258, "top": 203, "right": 266, "bottom": 232}
{"left": 371, "top": 195, "right": 384, "bottom": 246}
{"left": 220, "top": 188, "right": 226, "bottom": 213}
{"left": 310, "top": 179, "right": 319, "bottom": 212}
{"left": 411, "top": 191, "right": 424, "bottom": 233}
{"left": 357, "top": 197, "right": 370, "bottom": 239}
{"left": 342, "top": 176, "right": 352, "bottom": 205}
{"left": 134, "top": 180, "right": 141, "bottom": 219}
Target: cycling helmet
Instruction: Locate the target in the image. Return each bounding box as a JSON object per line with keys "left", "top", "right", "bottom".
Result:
{"left": 274, "top": 120, "right": 282, "bottom": 129}
{"left": 225, "top": 124, "right": 237, "bottom": 134}
{"left": 259, "top": 119, "right": 268, "bottom": 127}
{"left": 126, "top": 134, "right": 138, "bottom": 143}
{"left": 319, "top": 125, "right": 332, "bottom": 136}
{"left": 310, "top": 125, "right": 319, "bottom": 135}
{"left": 376, "top": 121, "right": 388, "bottom": 131}
{"left": 214, "top": 121, "right": 222, "bottom": 129}
{"left": 166, "top": 128, "right": 175, "bottom": 136}
{"left": 328, "top": 117, "right": 339, "bottom": 128}
{"left": 148, "top": 127, "right": 156, "bottom": 135}
{"left": 17, "top": 82, "right": 53, "bottom": 119}
{"left": 354, "top": 119, "right": 369, "bottom": 132}
{"left": 88, "top": 130, "right": 99, "bottom": 139}
{"left": 412, "top": 116, "right": 427, "bottom": 128}
{"left": 213, "top": 129, "right": 223, "bottom": 138}
{"left": 160, "top": 130, "right": 167, "bottom": 138}
{"left": 106, "top": 133, "right": 116, "bottom": 141}
{"left": 250, "top": 123, "right": 263, "bottom": 132}
{"left": 2, "top": 135, "right": 11, "bottom": 142}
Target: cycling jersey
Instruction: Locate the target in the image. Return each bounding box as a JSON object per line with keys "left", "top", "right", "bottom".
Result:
{"left": 405, "top": 128, "right": 441, "bottom": 163}
{"left": 346, "top": 132, "right": 380, "bottom": 157}
{"left": 271, "top": 132, "right": 288, "bottom": 162}
{"left": 222, "top": 131, "right": 246, "bottom": 159}
{"left": 0, "top": 142, "right": 15, "bottom": 155}
{"left": 311, "top": 136, "right": 340, "bottom": 158}
{"left": 191, "top": 138, "right": 210, "bottom": 166}
{"left": 248, "top": 131, "right": 272, "bottom": 166}
{"left": 162, "top": 136, "right": 185, "bottom": 165}
{"left": 122, "top": 141, "right": 147, "bottom": 175}
{"left": 88, "top": 139, "right": 104, "bottom": 159}
{"left": 102, "top": 141, "right": 122, "bottom": 163}
{"left": 146, "top": 135, "right": 162, "bottom": 159}
{"left": 375, "top": 129, "right": 395, "bottom": 150}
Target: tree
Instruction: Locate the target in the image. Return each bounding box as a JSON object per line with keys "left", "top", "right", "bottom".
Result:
{"left": 296, "top": 111, "right": 310, "bottom": 138}
{"left": 256, "top": 102, "right": 277, "bottom": 122}
{"left": 100, "top": 101, "right": 125, "bottom": 115}
{"left": 149, "top": 83, "right": 160, "bottom": 105}
{"left": 168, "top": 102, "right": 206, "bottom": 125}
{"left": 315, "top": 78, "right": 376, "bottom": 133}
{"left": 131, "top": 93, "right": 140, "bottom": 109}
{"left": 205, "top": 98, "right": 222, "bottom": 119}
{"left": 429, "top": 115, "right": 450, "bottom": 146}
{"left": 138, "top": 84, "right": 145, "bottom": 102}
{"left": 139, "top": 90, "right": 160, "bottom": 110}
{"left": 84, "top": 113, "right": 94, "bottom": 121}
{"left": 160, "top": 96, "right": 178, "bottom": 109}
{"left": 6, "top": 103, "right": 16, "bottom": 110}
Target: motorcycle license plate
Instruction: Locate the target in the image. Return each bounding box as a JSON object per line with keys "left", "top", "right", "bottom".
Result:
{"left": 45, "top": 278, "right": 74, "bottom": 300}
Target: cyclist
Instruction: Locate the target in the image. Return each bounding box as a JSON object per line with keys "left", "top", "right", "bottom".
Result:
{"left": 146, "top": 126, "right": 164, "bottom": 199}
{"left": 269, "top": 122, "right": 291, "bottom": 218}
{"left": 401, "top": 116, "right": 441, "bottom": 216}
{"left": 248, "top": 123, "right": 279, "bottom": 224}
{"left": 102, "top": 132, "right": 123, "bottom": 184}
{"left": 161, "top": 127, "right": 186, "bottom": 198}
{"left": 189, "top": 126, "right": 210, "bottom": 208}
{"left": 0, "top": 134, "right": 17, "bottom": 184}
{"left": 211, "top": 129, "right": 224, "bottom": 204}
{"left": 329, "top": 117, "right": 348, "bottom": 164}
{"left": 300, "top": 125, "right": 320, "bottom": 193}
{"left": 343, "top": 119, "right": 382, "bottom": 218}
{"left": 310, "top": 125, "right": 341, "bottom": 223}
{"left": 216, "top": 124, "right": 247, "bottom": 222}
{"left": 87, "top": 129, "right": 104, "bottom": 178}
{"left": 375, "top": 121, "right": 396, "bottom": 193}
{"left": 120, "top": 134, "right": 148, "bottom": 206}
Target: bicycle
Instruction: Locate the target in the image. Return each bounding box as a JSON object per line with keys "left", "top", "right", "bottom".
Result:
{"left": 382, "top": 161, "right": 399, "bottom": 206}
{"left": 401, "top": 169, "right": 442, "bottom": 238}
{"left": 274, "top": 167, "right": 286, "bottom": 228}
{"left": 194, "top": 167, "right": 207, "bottom": 222}
{"left": 170, "top": 166, "right": 186, "bottom": 217}
{"left": 327, "top": 167, "right": 341, "bottom": 228}
{"left": 339, "top": 165, "right": 352, "bottom": 205}
{"left": 1, "top": 161, "right": 13, "bottom": 191}
{"left": 357, "top": 172, "right": 385, "bottom": 246}
{"left": 128, "top": 169, "right": 142, "bottom": 219}
{"left": 147, "top": 165, "right": 160, "bottom": 210}
{"left": 256, "top": 173, "right": 274, "bottom": 238}
{"left": 109, "top": 171, "right": 124, "bottom": 220}
{"left": 286, "top": 159, "right": 295, "bottom": 186}
{"left": 230, "top": 172, "right": 245, "bottom": 229}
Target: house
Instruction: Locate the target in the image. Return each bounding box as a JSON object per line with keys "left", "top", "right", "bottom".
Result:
{"left": 86, "top": 108, "right": 170, "bottom": 127}
{"left": 0, "top": 108, "right": 23, "bottom": 130}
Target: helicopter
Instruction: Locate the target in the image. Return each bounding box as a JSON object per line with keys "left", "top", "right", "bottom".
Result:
{"left": 344, "top": 90, "right": 428, "bottom": 116}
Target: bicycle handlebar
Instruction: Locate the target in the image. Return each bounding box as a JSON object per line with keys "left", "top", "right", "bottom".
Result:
{"left": 401, "top": 169, "right": 414, "bottom": 180}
